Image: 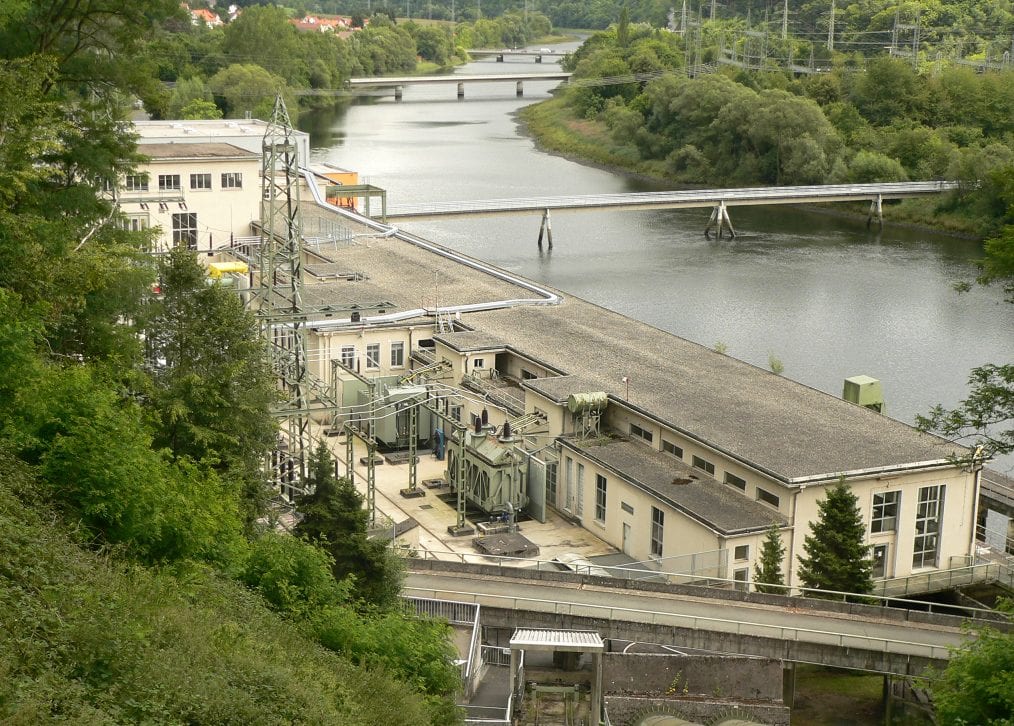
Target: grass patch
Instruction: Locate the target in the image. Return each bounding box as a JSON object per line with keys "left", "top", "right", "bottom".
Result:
{"left": 793, "top": 665, "right": 934, "bottom": 726}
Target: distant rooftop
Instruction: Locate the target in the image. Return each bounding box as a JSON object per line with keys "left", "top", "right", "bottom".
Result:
{"left": 510, "top": 628, "right": 604, "bottom": 652}
{"left": 139, "top": 142, "right": 258, "bottom": 161}
{"left": 434, "top": 331, "right": 508, "bottom": 353}
{"left": 564, "top": 438, "right": 786, "bottom": 536}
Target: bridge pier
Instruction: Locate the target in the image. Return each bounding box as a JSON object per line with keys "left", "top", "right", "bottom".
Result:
{"left": 394, "top": 86, "right": 403, "bottom": 101}
{"left": 516, "top": 80, "right": 524, "bottom": 96}
{"left": 782, "top": 661, "right": 796, "bottom": 708}
{"left": 705, "top": 201, "right": 736, "bottom": 239}
{"left": 867, "top": 193, "right": 883, "bottom": 229}
{"left": 457, "top": 82, "right": 464, "bottom": 99}
{"left": 537, "top": 208, "right": 553, "bottom": 250}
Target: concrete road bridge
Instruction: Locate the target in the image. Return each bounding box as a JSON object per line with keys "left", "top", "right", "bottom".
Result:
{"left": 403, "top": 560, "right": 1007, "bottom": 677}
{"left": 466, "top": 48, "right": 563, "bottom": 63}
{"left": 346, "top": 71, "right": 572, "bottom": 99}
{"left": 383, "top": 180, "right": 960, "bottom": 243}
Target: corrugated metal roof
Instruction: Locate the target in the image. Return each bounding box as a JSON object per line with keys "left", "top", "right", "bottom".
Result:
{"left": 510, "top": 628, "right": 604, "bottom": 652}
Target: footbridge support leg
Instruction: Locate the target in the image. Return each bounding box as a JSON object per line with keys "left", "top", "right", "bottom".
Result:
{"left": 457, "top": 82, "right": 464, "bottom": 99}
{"left": 705, "top": 201, "right": 736, "bottom": 239}
{"left": 867, "top": 193, "right": 883, "bottom": 230}
{"left": 537, "top": 208, "right": 553, "bottom": 250}
{"left": 516, "top": 80, "right": 524, "bottom": 97}
{"left": 394, "top": 86, "right": 403, "bottom": 101}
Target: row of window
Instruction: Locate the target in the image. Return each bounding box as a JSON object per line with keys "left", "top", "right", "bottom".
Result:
{"left": 125, "top": 172, "right": 244, "bottom": 193}
{"left": 338, "top": 342, "right": 405, "bottom": 371}
{"left": 633, "top": 424, "right": 783, "bottom": 511}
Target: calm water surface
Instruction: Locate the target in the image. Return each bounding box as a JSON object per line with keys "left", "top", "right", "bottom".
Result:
{"left": 302, "top": 49, "right": 1014, "bottom": 471}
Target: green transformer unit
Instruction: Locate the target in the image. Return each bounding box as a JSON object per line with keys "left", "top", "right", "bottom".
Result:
{"left": 843, "top": 375, "right": 885, "bottom": 414}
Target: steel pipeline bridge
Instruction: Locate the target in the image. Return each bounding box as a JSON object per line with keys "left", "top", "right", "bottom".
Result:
{"left": 382, "top": 180, "right": 960, "bottom": 244}
{"left": 404, "top": 563, "right": 995, "bottom": 676}
{"left": 346, "top": 71, "right": 572, "bottom": 99}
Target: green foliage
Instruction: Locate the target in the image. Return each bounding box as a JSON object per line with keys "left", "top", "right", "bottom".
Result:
{"left": 145, "top": 249, "right": 277, "bottom": 526}
{"left": 839, "top": 149, "right": 909, "bottom": 184}
{"left": 209, "top": 63, "right": 296, "bottom": 121}
{"left": 180, "top": 98, "right": 224, "bottom": 119}
{"left": 918, "top": 364, "right": 1014, "bottom": 457}
{"left": 797, "top": 478, "right": 873, "bottom": 598}
{"left": 241, "top": 531, "right": 352, "bottom": 617}
{"left": 0, "top": 471, "right": 433, "bottom": 724}
{"left": 753, "top": 523, "right": 786, "bottom": 594}
{"left": 927, "top": 605, "right": 1014, "bottom": 726}
{"left": 295, "top": 442, "right": 404, "bottom": 607}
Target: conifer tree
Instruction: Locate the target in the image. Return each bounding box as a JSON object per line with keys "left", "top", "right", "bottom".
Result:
{"left": 753, "top": 523, "right": 786, "bottom": 594}
{"left": 797, "top": 478, "right": 873, "bottom": 598}
{"left": 295, "top": 442, "right": 403, "bottom": 607}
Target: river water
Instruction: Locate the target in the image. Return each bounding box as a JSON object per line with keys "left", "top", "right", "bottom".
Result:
{"left": 302, "top": 48, "right": 1014, "bottom": 471}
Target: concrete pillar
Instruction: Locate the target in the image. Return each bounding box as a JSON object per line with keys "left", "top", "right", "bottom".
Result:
{"left": 536, "top": 54, "right": 543, "bottom": 63}
{"left": 591, "top": 652, "right": 603, "bottom": 726}
{"left": 782, "top": 661, "right": 796, "bottom": 707}
{"left": 508, "top": 648, "right": 519, "bottom": 716}
{"left": 497, "top": 53, "right": 504, "bottom": 61}
{"left": 457, "top": 82, "right": 464, "bottom": 98}
{"left": 516, "top": 80, "right": 524, "bottom": 96}
{"left": 394, "top": 86, "right": 403, "bottom": 101}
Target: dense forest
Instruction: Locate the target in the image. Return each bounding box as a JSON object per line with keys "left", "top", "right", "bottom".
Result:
{"left": 0, "top": 2, "right": 461, "bottom": 722}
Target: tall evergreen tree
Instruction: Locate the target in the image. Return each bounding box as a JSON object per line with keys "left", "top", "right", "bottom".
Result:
{"left": 295, "top": 442, "right": 403, "bottom": 608}
{"left": 753, "top": 522, "right": 786, "bottom": 594}
{"left": 797, "top": 478, "right": 873, "bottom": 598}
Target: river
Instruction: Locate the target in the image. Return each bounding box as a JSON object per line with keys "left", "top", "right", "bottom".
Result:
{"left": 301, "top": 47, "right": 1014, "bottom": 472}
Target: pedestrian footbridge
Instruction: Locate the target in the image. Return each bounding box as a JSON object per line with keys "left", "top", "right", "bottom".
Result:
{"left": 384, "top": 181, "right": 960, "bottom": 244}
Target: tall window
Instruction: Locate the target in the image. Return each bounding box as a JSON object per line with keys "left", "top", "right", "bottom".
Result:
{"left": 340, "top": 345, "right": 355, "bottom": 369}
{"left": 171, "top": 212, "right": 197, "bottom": 249}
{"left": 871, "top": 491, "right": 900, "bottom": 533}
{"left": 221, "top": 172, "right": 243, "bottom": 189}
{"left": 158, "top": 174, "right": 180, "bottom": 191}
{"left": 190, "top": 173, "right": 212, "bottom": 190}
{"left": 390, "top": 341, "right": 405, "bottom": 367}
{"left": 913, "top": 485, "right": 944, "bottom": 569}
{"left": 546, "top": 462, "right": 558, "bottom": 507}
{"left": 650, "top": 507, "right": 664, "bottom": 558}
{"left": 365, "top": 343, "right": 380, "bottom": 369}
{"left": 594, "top": 474, "right": 607, "bottom": 523}
{"left": 565, "top": 457, "right": 574, "bottom": 512}
{"left": 125, "top": 174, "right": 148, "bottom": 192}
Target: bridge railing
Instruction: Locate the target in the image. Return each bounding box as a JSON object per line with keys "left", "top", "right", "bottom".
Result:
{"left": 407, "top": 548, "right": 1003, "bottom": 618}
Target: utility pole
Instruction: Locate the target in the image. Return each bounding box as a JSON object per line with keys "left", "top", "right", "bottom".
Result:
{"left": 827, "top": 0, "right": 835, "bottom": 51}
{"left": 781, "top": 0, "right": 788, "bottom": 40}
{"left": 710, "top": 0, "right": 716, "bottom": 22}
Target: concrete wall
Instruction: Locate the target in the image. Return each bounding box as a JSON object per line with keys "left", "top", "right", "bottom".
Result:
{"left": 603, "top": 653, "right": 782, "bottom": 701}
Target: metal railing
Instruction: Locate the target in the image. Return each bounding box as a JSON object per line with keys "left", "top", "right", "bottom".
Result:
{"left": 407, "top": 548, "right": 1005, "bottom": 616}
{"left": 404, "top": 585, "right": 956, "bottom": 665}
{"left": 404, "top": 596, "right": 484, "bottom": 699}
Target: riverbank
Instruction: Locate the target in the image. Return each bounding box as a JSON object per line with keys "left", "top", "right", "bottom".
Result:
{"left": 517, "top": 97, "right": 987, "bottom": 240}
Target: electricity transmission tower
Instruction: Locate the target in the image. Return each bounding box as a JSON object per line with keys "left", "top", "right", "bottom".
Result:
{"left": 258, "top": 95, "right": 310, "bottom": 497}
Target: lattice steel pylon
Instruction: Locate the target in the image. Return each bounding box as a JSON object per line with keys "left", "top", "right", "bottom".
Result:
{"left": 258, "top": 95, "right": 310, "bottom": 495}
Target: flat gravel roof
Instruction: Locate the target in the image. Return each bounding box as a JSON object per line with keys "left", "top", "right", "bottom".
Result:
{"left": 300, "top": 202, "right": 969, "bottom": 481}
{"left": 564, "top": 438, "right": 786, "bottom": 535}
